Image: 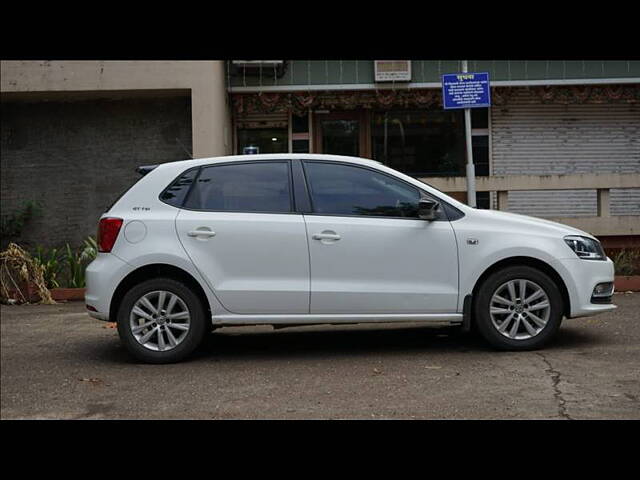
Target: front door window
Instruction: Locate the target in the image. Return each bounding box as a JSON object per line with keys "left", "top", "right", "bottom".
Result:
{"left": 303, "top": 161, "right": 421, "bottom": 218}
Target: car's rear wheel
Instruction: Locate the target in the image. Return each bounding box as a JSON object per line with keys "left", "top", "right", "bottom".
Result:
{"left": 474, "top": 265, "right": 564, "bottom": 350}
{"left": 117, "top": 278, "right": 207, "bottom": 363}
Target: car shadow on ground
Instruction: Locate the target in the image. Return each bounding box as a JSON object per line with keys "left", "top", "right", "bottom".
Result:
{"left": 197, "top": 326, "right": 485, "bottom": 359}
{"left": 93, "top": 323, "right": 602, "bottom": 365}
{"left": 190, "top": 323, "right": 603, "bottom": 362}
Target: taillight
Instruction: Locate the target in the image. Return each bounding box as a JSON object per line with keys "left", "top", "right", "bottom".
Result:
{"left": 98, "top": 217, "right": 124, "bottom": 252}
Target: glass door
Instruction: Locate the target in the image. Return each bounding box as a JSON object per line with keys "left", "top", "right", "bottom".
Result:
{"left": 313, "top": 111, "right": 369, "bottom": 157}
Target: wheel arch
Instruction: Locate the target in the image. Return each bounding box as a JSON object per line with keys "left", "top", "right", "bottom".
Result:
{"left": 109, "top": 263, "right": 212, "bottom": 324}
{"left": 471, "top": 256, "right": 571, "bottom": 319}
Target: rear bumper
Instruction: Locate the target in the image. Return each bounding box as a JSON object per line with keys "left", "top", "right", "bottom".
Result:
{"left": 553, "top": 256, "right": 617, "bottom": 318}
{"left": 85, "top": 253, "right": 133, "bottom": 321}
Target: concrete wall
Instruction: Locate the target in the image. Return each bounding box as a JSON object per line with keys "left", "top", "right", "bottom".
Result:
{"left": 0, "top": 61, "right": 231, "bottom": 248}
{"left": 0, "top": 61, "right": 231, "bottom": 158}
{"left": 1, "top": 95, "right": 192, "bottom": 248}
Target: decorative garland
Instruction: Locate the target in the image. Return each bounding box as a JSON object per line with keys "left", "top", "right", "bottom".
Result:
{"left": 232, "top": 84, "right": 639, "bottom": 116}
{"left": 493, "top": 85, "right": 640, "bottom": 105}
{"left": 232, "top": 89, "right": 441, "bottom": 116}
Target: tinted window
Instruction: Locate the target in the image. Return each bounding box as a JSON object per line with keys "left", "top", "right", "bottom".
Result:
{"left": 304, "top": 162, "right": 421, "bottom": 217}
{"left": 184, "top": 162, "right": 292, "bottom": 213}
{"left": 160, "top": 168, "right": 198, "bottom": 207}
{"left": 371, "top": 110, "right": 465, "bottom": 177}
{"left": 237, "top": 128, "right": 287, "bottom": 154}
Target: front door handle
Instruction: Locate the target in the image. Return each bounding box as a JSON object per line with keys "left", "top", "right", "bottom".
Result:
{"left": 187, "top": 229, "right": 216, "bottom": 238}
{"left": 312, "top": 231, "right": 341, "bottom": 241}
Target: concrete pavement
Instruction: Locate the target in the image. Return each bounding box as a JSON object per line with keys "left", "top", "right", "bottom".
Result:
{"left": 1, "top": 294, "right": 639, "bottom": 419}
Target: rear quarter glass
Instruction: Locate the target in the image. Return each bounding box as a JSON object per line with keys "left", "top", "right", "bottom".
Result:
{"left": 159, "top": 168, "right": 199, "bottom": 207}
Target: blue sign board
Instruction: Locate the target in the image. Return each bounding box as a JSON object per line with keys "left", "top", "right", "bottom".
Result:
{"left": 442, "top": 72, "right": 491, "bottom": 109}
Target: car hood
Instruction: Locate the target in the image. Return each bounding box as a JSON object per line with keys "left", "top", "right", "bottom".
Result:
{"left": 466, "top": 208, "right": 596, "bottom": 240}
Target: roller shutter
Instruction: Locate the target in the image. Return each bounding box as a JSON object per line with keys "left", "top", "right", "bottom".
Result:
{"left": 491, "top": 87, "right": 640, "bottom": 217}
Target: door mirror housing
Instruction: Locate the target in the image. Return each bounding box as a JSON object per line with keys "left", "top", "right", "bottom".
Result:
{"left": 418, "top": 198, "right": 440, "bottom": 221}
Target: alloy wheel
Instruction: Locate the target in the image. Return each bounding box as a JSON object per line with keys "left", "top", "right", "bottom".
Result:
{"left": 489, "top": 279, "right": 551, "bottom": 340}
{"left": 129, "top": 290, "right": 191, "bottom": 351}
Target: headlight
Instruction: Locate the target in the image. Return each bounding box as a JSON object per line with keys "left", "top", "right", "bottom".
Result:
{"left": 563, "top": 235, "right": 605, "bottom": 260}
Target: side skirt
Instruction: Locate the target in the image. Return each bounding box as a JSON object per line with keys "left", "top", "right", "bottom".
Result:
{"left": 213, "top": 312, "right": 463, "bottom": 326}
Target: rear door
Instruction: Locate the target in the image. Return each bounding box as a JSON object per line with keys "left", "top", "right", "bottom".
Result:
{"left": 174, "top": 161, "right": 310, "bottom": 314}
{"left": 301, "top": 160, "right": 459, "bottom": 314}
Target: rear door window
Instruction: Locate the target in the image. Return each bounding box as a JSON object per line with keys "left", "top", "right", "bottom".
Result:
{"left": 183, "top": 161, "right": 292, "bottom": 213}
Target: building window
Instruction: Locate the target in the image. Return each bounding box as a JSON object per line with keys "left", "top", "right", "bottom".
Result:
{"left": 471, "top": 107, "right": 489, "bottom": 129}
{"left": 237, "top": 128, "right": 288, "bottom": 155}
{"left": 471, "top": 107, "right": 490, "bottom": 209}
{"left": 291, "top": 114, "right": 310, "bottom": 153}
{"left": 371, "top": 110, "right": 466, "bottom": 177}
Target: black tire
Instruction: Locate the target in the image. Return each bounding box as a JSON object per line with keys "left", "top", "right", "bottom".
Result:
{"left": 473, "top": 265, "right": 564, "bottom": 351}
{"left": 116, "top": 277, "right": 208, "bottom": 363}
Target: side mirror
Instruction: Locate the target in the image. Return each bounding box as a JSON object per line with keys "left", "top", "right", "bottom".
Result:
{"left": 418, "top": 198, "right": 439, "bottom": 221}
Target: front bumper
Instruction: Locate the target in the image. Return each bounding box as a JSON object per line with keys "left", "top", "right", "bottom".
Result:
{"left": 553, "top": 256, "right": 617, "bottom": 318}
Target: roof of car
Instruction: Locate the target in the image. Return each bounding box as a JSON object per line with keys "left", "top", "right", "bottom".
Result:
{"left": 157, "top": 153, "right": 382, "bottom": 171}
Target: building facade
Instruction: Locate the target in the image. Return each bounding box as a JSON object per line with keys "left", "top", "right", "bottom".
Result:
{"left": 1, "top": 60, "right": 639, "bottom": 248}
{"left": 228, "top": 60, "right": 640, "bottom": 216}
{"left": 1, "top": 61, "right": 231, "bottom": 247}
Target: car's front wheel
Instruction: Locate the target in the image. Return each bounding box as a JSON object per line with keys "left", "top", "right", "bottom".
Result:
{"left": 474, "top": 265, "right": 564, "bottom": 350}
{"left": 116, "top": 278, "right": 207, "bottom": 363}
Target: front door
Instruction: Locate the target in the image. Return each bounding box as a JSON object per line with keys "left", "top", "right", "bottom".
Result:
{"left": 175, "top": 161, "right": 310, "bottom": 315}
{"left": 313, "top": 111, "right": 370, "bottom": 158}
{"left": 301, "top": 160, "right": 459, "bottom": 314}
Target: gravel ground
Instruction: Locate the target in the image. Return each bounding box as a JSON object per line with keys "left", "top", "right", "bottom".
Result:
{"left": 1, "top": 293, "right": 639, "bottom": 419}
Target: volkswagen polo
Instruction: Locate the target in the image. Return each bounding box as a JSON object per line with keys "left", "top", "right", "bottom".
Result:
{"left": 85, "top": 154, "right": 616, "bottom": 363}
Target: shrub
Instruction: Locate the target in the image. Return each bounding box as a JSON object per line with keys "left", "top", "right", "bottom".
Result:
{"left": 33, "top": 246, "right": 64, "bottom": 289}
{"left": 63, "top": 236, "right": 98, "bottom": 288}
{"left": 0, "top": 243, "right": 55, "bottom": 304}
{"left": 611, "top": 249, "right": 640, "bottom": 276}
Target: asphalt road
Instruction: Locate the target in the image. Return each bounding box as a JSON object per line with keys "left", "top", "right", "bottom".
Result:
{"left": 1, "top": 294, "right": 639, "bottom": 419}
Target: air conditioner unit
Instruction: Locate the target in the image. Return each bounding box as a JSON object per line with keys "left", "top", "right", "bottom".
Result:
{"left": 374, "top": 60, "right": 412, "bottom": 82}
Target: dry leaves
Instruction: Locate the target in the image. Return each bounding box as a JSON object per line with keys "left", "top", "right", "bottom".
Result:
{"left": 79, "top": 377, "right": 103, "bottom": 385}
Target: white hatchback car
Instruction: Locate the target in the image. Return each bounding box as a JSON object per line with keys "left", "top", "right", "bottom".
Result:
{"left": 86, "top": 154, "right": 616, "bottom": 363}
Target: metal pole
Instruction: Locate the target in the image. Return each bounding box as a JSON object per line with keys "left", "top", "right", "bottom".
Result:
{"left": 462, "top": 60, "right": 477, "bottom": 208}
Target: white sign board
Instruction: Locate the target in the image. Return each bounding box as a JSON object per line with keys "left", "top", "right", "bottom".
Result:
{"left": 374, "top": 60, "right": 411, "bottom": 82}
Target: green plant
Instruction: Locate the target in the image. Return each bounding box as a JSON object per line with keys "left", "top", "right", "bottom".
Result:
{"left": 33, "top": 246, "right": 64, "bottom": 289}
{"left": 63, "top": 244, "right": 85, "bottom": 288}
{"left": 0, "top": 201, "right": 42, "bottom": 247}
{"left": 612, "top": 249, "right": 640, "bottom": 276}
{"left": 62, "top": 236, "right": 98, "bottom": 288}
{"left": 82, "top": 236, "right": 98, "bottom": 260}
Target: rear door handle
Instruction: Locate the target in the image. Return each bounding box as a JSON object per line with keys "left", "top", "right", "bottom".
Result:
{"left": 187, "top": 229, "right": 216, "bottom": 238}
{"left": 312, "top": 232, "right": 341, "bottom": 241}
